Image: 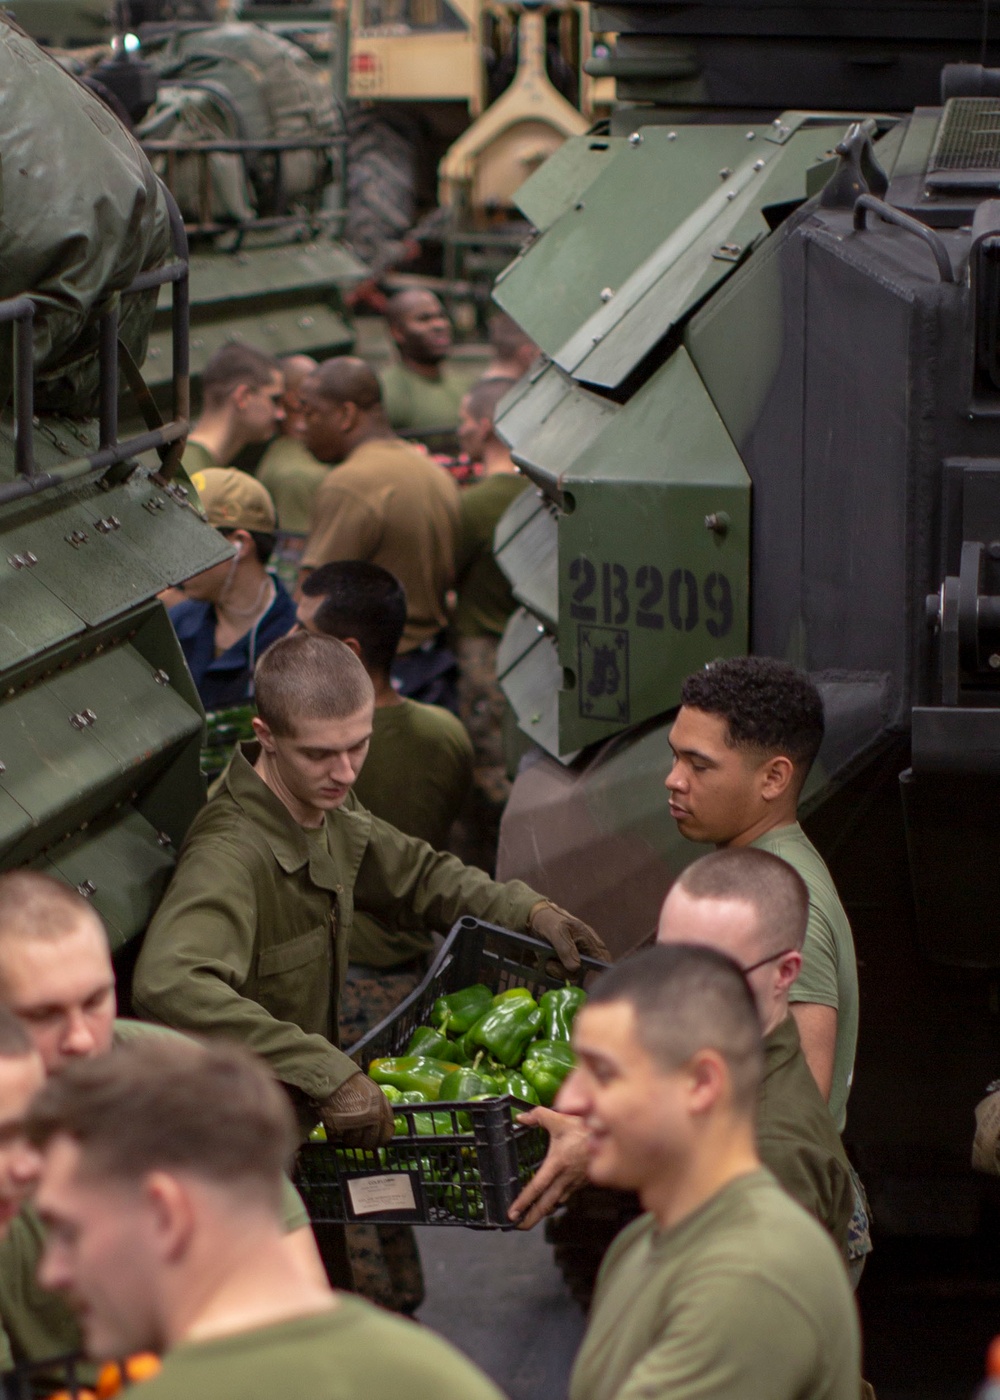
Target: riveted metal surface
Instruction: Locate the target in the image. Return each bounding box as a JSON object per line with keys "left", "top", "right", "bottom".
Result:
{"left": 496, "top": 349, "right": 749, "bottom": 757}
{"left": 40, "top": 806, "right": 178, "bottom": 950}
{"left": 45, "top": 646, "right": 199, "bottom": 771}
{"left": 496, "top": 115, "right": 853, "bottom": 388}
{"left": 512, "top": 135, "right": 624, "bottom": 233}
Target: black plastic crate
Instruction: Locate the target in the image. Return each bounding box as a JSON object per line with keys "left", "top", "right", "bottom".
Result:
{"left": 2, "top": 1350, "right": 91, "bottom": 1400}
{"left": 294, "top": 917, "right": 606, "bottom": 1229}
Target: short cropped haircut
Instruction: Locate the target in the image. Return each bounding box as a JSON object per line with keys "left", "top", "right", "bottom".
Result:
{"left": 588, "top": 944, "right": 763, "bottom": 1114}
{"left": 0, "top": 871, "right": 102, "bottom": 946}
{"left": 675, "top": 848, "right": 809, "bottom": 956}
{"left": 219, "top": 527, "right": 276, "bottom": 568}
{"left": 0, "top": 1004, "right": 35, "bottom": 1059}
{"left": 302, "top": 562, "right": 406, "bottom": 674}
{"left": 202, "top": 343, "right": 279, "bottom": 409}
{"left": 680, "top": 657, "right": 825, "bottom": 771}
{"left": 465, "top": 376, "right": 516, "bottom": 426}
{"left": 26, "top": 1037, "right": 295, "bottom": 1212}
{"left": 254, "top": 631, "right": 374, "bottom": 735}
{"left": 308, "top": 357, "right": 382, "bottom": 412}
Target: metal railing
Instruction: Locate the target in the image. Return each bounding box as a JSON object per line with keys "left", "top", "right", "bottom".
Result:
{"left": 140, "top": 132, "right": 349, "bottom": 242}
{"left": 0, "top": 183, "right": 191, "bottom": 508}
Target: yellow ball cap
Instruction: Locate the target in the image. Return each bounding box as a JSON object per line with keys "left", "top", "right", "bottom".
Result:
{"left": 194, "top": 467, "right": 276, "bottom": 534}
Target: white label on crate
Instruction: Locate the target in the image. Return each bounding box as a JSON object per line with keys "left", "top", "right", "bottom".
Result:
{"left": 347, "top": 1174, "right": 417, "bottom": 1215}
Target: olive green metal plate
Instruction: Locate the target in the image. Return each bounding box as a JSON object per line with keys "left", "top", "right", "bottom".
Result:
{"left": 513, "top": 135, "right": 623, "bottom": 233}
{"left": 496, "top": 348, "right": 749, "bottom": 759}
{"left": 495, "top": 115, "right": 853, "bottom": 390}
{"left": 0, "top": 640, "right": 201, "bottom": 865}
{"left": 41, "top": 808, "right": 177, "bottom": 951}
{"left": 496, "top": 608, "right": 570, "bottom": 763}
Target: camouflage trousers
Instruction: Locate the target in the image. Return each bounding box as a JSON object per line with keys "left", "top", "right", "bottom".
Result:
{"left": 846, "top": 1164, "right": 873, "bottom": 1290}
{"left": 453, "top": 636, "right": 508, "bottom": 874}
{"left": 340, "top": 961, "right": 426, "bottom": 1314}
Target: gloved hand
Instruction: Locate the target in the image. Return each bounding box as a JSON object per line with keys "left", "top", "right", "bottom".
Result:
{"left": 319, "top": 1071, "right": 395, "bottom": 1150}
{"left": 528, "top": 900, "right": 611, "bottom": 973}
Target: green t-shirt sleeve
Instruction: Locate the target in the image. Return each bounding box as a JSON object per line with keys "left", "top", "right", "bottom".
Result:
{"left": 0, "top": 1318, "right": 14, "bottom": 1373}
{"left": 611, "top": 1273, "right": 826, "bottom": 1400}
{"left": 789, "top": 902, "right": 840, "bottom": 1010}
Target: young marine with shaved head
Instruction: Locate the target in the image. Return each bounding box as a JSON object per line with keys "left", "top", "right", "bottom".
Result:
{"left": 182, "top": 343, "right": 285, "bottom": 475}
{"left": 28, "top": 1036, "right": 507, "bottom": 1400}
{"left": 510, "top": 849, "right": 858, "bottom": 1270}
{"left": 0, "top": 871, "right": 324, "bottom": 1370}
{"left": 298, "top": 356, "right": 461, "bottom": 705}
{"left": 133, "top": 632, "right": 607, "bottom": 1219}
{"left": 562, "top": 946, "right": 859, "bottom": 1400}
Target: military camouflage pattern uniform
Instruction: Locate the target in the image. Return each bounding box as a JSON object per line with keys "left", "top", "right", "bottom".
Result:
{"left": 451, "top": 471, "right": 530, "bottom": 871}
{"left": 340, "top": 961, "right": 427, "bottom": 1313}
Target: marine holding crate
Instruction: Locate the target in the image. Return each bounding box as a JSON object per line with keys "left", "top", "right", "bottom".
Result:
{"left": 131, "top": 631, "right": 610, "bottom": 1285}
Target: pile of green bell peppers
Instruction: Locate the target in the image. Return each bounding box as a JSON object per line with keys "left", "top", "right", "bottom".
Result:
{"left": 354, "top": 978, "right": 587, "bottom": 1137}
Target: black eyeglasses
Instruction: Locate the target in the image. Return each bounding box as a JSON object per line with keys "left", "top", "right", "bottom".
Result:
{"left": 742, "top": 947, "right": 796, "bottom": 975}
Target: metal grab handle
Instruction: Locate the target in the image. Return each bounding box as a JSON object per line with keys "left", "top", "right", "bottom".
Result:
{"left": 852, "top": 194, "right": 955, "bottom": 283}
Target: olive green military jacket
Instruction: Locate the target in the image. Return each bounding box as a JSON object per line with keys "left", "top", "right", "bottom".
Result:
{"left": 758, "top": 1014, "right": 855, "bottom": 1259}
{"left": 132, "top": 745, "right": 540, "bottom": 1107}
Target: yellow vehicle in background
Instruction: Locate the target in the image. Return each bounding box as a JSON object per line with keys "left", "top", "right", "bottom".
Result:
{"left": 247, "top": 0, "right": 611, "bottom": 288}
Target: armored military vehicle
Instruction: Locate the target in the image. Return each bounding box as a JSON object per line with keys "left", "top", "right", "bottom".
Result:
{"left": 0, "top": 16, "right": 227, "bottom": 960}
{"left": 491, "top": 0, "right": 1000, "bottom": 1240}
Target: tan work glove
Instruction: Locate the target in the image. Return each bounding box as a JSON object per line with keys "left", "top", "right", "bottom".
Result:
{"left": 528, "top": 899, "right": 611, "bottom": 973}
{"left": 319, "top": 1071, "right": 395, "bottom": 1150}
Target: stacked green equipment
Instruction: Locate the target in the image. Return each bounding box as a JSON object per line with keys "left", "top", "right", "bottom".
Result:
{"left": 0, "top": 20, "right": 229, "bottom": 951}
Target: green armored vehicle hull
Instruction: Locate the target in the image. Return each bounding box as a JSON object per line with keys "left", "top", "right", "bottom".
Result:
{"left": 493, "top": 6, "right": 1000, "bottom": 1236}
{"left": 0, "top": 17, "right": 228, "bottom": 951}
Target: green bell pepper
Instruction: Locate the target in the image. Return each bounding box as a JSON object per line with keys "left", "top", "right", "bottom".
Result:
{"left": 432, "top": 985, "right": 494, "bottom": 1035}
{"left": 368, "top": 1056, "right": 460, "bottom": 1099}
{"left": 495, "top": 1070, "right": 541, "bottom": 1105}
{"left": 467, "top": 996, "right": 544, "bottom": 1067}
{"left": 522, "top": 1041, "right": 576, "bottom": 1106}
{"left": 395, "top": 1109, "right": 455, "bottom": 1137}
{"left": 539, "top": 985, "right": 587, "bottom": 1040}
{"left": 437, "top": 1060, "right": 500, "bottom": 1103}
{"left": 406, "top": 1025, "right": 454, "bottom": 1060}
{"left": 490, "top": 986, "right": 537, "bottom": 1008}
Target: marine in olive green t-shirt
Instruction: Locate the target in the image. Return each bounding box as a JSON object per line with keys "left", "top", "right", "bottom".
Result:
{"left": 257, "top": 435, "right": 328, "bottom": 536}
{"left": 350, "top": 698, "right": 473, "bottom": 968}
{"left": 181, "top": 439, "right": 219, "bottom": 475}
{"left": 569, "top": 1170, "right": 860, "bottom": 1400}
{"left": 129, "top": 1296, "right": 506, "bottom": 1400}
{"left": 453, "top": 471, "right": 531, "bottom": 640}
{"left": 380, "top": 361, "right": 467, "bottom": 438}
{"left": 750, "top": 823, "right": 859, "bottom": 1133}
{"left": 0, "top": 1020, "right": 309, "bottom": 1372}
